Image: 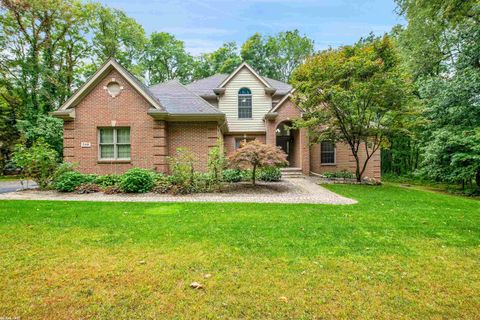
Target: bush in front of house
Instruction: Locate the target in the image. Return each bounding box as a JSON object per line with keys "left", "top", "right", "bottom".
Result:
{"left": 11, "top": 139, "right": 59, "bottom": 189}
{"left": 322, "top": 171, "right": 356, "bottom": 179}
{"left": 258, "top": 167, "right": 282, "bottom": 182}
{"left": 54, "top": 171, "right": 97, "bottom": 192}
{"left": 222, "top": 169, "right": 244, "bottom": 183}
{"left": 119, "top": 168, "right": 156, "bottom": 193}
{"left": 95, "top": 174, "right": 122, "bottom": 188}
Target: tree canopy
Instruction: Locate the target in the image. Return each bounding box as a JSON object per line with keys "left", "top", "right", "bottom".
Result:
{"left": 292, "top": 35, "right": 413, "bottom": 181}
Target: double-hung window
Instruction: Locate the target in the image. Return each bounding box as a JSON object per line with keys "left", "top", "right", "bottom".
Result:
{"left": 99, "top": 127, "right": 131, "bottom": 160}
{"left": 238, "top": 87, "right": 252, "bottom": 119}
{"left": 320, "top": 141, "right": 335, "bottom": 164}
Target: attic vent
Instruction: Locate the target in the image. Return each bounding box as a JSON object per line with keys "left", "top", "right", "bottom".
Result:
{"left": 104, "top": 79, "right": 123, "bottom": 97}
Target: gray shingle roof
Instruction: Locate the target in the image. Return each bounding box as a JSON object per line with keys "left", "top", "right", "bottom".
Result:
{"left": 185, "top": 73, "right": 292, "bottom": 97}
{"left": 149, "top": 80, "right": 222, "bottom": 114}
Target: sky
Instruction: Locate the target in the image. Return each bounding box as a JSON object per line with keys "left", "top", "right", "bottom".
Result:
{"left": 99, "top": 0, "right": 404, "bottom": 56}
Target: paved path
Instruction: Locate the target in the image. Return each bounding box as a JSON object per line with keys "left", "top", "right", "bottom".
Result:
{"left": 0, "top": 178, "right": 356, "bottom": 205}
{"left": 0, "top": 180, "right": 37, "bottom": 194}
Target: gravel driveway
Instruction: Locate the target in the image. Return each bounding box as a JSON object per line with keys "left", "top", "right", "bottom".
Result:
{"left": 0, "top": 177, "right": 356, "bottom": 205}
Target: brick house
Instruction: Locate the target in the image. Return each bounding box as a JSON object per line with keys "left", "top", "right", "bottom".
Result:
{"left": 52, "top": 58, "right": 380, "bottom": 179}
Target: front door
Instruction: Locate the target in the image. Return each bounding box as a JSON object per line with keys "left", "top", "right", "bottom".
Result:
{"left": 276, "top": 136, "right": 292, "bottom": 162}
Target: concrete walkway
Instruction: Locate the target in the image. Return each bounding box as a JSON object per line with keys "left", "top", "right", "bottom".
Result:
{"left": 0, "top": 178, "right": 356, "bottom": 205}
{"left": 0, "top": 179, "right": 37, "bottom": 194}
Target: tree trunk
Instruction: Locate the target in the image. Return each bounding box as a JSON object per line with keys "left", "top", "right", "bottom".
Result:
{"left": 252, "top": 164, "right": 257, "bottom": 186}
{"left": 476, "top": 170, "right": 480, "bottom": 188}
{"left": 354, "top": 154, "right": 361, "bottom": 182}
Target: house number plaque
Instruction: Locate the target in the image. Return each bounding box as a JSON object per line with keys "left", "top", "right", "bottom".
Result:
{"left": 81, "top": 142, "right": 91, "bottom": 148}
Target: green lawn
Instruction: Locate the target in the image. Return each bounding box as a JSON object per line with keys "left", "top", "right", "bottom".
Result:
{"left": 1, "top": 185, "right": 479, "bottom": 319}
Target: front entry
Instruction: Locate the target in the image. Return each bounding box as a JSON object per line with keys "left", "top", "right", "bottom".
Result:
{"left": 276, "top": 122, "right": 295, "bottom": 164}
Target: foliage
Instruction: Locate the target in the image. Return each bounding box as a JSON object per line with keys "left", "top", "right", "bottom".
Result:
{"left": 75, "top": 183, "right": 101, "bottom": 194}
{"left": 167, "top": 148, "right": 195, "bottom": 193}
{"left": 142, "top": 32, "right": 194, "bottom": 84}
{"left": 207, "top": 140, "right": 226, "bottom": 183}
{"left": 16, "top": 115, "right": 64, "bottom": 155}
{"left": 95, "top": 174, "right": 122, "bottom": 188}
{"left": 228, "top": 140, "right": 288, "bottom": 185}
{"left": 292, "top": 35, "right": 414, "bottom": 182}
{"left": 192, "top": 42, "right": 241, "bottom": 79}
{"left": 119, "top": 168, "right": 156, "bottom": 193}
{"left": 394, "top": 0, "right": 480, "bottom": 188}
{"left": 322, "top": 171, "right": 356, "bottom": 180}
{"left": 11, "top": 139, "right": 59, "bottom": 189}
{"left": 222, "top": 169, "right": 244, "bottom": 183}
{"left": 89, "top": 3, "right": 146, "bottom": 73}
{"left": 258, "top": 167, "right": 282, "bottom": 182}
{"left": 53, "top": 171, "right": 96, "bottom": 192}
{"left": 241, "top": 30, "right": 314, "bottom": 82}
{"left": 151, "top": 174, "right": 172, "bottom": 194}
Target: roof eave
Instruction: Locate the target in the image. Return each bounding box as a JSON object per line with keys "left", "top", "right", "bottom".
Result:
{"left": 51, "top": 109, "right": 75, "bottom": 121}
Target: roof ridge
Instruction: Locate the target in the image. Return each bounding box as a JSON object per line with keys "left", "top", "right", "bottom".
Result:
{"left": 186, "top": 73, "right": 229, "bottom": 86}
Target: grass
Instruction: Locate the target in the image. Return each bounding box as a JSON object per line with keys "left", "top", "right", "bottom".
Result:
{"left": 0, "top": 185, "right": 479, "bottom": 319}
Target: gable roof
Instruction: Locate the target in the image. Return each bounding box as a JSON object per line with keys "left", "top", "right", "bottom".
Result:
{"left": 185, "top": 71, "right": 292, "bottom": 98}
{"left": 57, "top": 58, "right": 164, "bottom": 111}
{"left": 218, "top": 62, "right": 272, "bottom": 89}
{"left": 149, "top": 80, "right": 223, "bottom": 115}
{"left": 269, "top": 89, "right": 302, "bottom": 113}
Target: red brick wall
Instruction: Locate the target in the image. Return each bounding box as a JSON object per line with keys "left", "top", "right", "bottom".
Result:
{"left": 265, "top": 98, "right": 310, "bottom": 175}
{"left": 168, "top": 122, "right": 220, "bottom": 172}
{"left": 223, "top": 134, "right": 266, "bottom": 156}
{"left": 310, "top": 142, "right": 381, "bottom": 180}
{"left": 63, "top": 69, "right": 168, "bottom": 174}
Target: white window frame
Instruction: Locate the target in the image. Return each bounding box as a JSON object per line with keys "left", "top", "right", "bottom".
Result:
{"left": 98, "top": 127, "right": 131, "bottom": 161}
{"left": 320, "top": 141, "right": 336, "bottom": 165}
{"left": 238, "top": 88, "right": 252, "bottom": 119}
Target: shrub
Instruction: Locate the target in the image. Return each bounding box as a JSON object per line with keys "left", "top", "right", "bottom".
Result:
{"left": 193, "top": 172, "right": 218, "bottom": 193}
{"left": 75, "top": 183, "right": 101, "bottom": 194}
{"left": 152, "top": 174, "right": 171, "bottom": 194}
{"left": 95, "top": 174, "right": 122, "bottom": 188}
{"left": 11, "top": 139, "right": 59, "bottom": 189}
{"left": 54, "top": 171, "right": 96, "bottom": 192}
{"left": 119, "top": 168, "right": 155, "bottom": 193}
{"left": 322, "top": 171, "right": 355, "bottom": 179}
{"left": 259, "top": 167, "right": 282, "bottom": 182}
{"left": 208, "top": 140, "right": 226, "bottom": 183}
{"left": 222, "top": 169, "right": 244, "bottom": 183}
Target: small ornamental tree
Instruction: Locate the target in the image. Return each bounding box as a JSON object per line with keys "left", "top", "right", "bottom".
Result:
{"left": 228, "top": 140, "right": 288, "bottom": 186}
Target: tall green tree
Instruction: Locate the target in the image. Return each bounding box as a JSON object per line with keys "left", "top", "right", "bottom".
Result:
{"left": 395, "top": 0, "right": 480, "bottom": 187}
{"left": 192, "top": 42, "right": 241, "bottom": 79}
{"left": 241, "top": 30, "right": 314, "bottom": 82}
{"left": 292, "top": 36, "right": 413, "bottom": 181}
{"left": 142, "top": 32, "right": 194, "bottom": 85}
{"left": 89, "top": 4, "right": 146, "bottom": 74}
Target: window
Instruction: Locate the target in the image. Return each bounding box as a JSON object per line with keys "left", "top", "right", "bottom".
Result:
{"left": 238, "top": 87, "right": 252, "bottom": 119}
{"left": 320, "top": 141, "right": 335, "bottom": 164}
{"left": 235, "top": 137, "right": 254, "bottom": 149}
{"left": 99, "top": 127, "right": 131, "bottom": 160}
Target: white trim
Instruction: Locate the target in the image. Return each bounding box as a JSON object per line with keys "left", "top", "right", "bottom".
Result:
{"left": 218, "top": 62, "right": 272, "bottom": 89}
{"left": 59, "top": 58, "right": 163, "bottom": 111}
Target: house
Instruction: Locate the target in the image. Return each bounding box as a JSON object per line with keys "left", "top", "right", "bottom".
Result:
{"left": 52, "top": 58, "right": 380, "bottom": 179}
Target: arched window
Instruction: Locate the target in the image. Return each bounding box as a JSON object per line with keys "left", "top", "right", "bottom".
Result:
{"left": 238, "top": 87, "right": 252, "bottom": 118}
